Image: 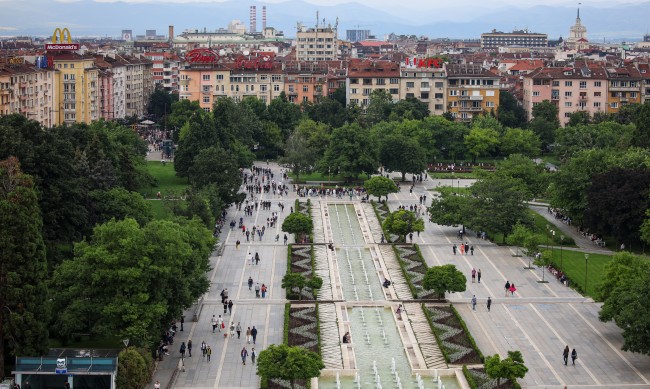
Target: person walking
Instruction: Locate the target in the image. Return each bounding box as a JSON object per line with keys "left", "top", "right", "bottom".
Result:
{"left": 179, "top": 342, "right": 186, "bottom": 358}
{"left": 509, "top": 282, "right": 517, "bottom": 296}
{"left": 241, "top": 347, "right": 248, "bottom": 365}
{"left": 154, "top": 381, "right": 160, "bottom": 389}
{"left": 223, "top": 301, "right": 228, "bottom": 314}
{"left": 187, "top": 339, "right": 192, "bottom": 357}
{"left": 248, "top": 276, "right": 254, "bottom": 290}
{"left": 284, "top": 234, "right": 288, "bottom": 245}
{"left": 206, "top": 346, "right": 212, "bottom": 362}
{"left": 230, "top": 322, "right": 235, "bottom": 337}
{"left": 246, "top": 327, "right": 252, "bottom": 344}
{"left": 470, "top": 245, "right": 474, "bottom": 255}
{"left": 563, "top": 345, "right": 570, "bottom": 366}
{"left": 460, "top": 244, "right": 465, "bottom": 255}
{"left": 251, "top": 326, "right": 258, "bottom": 344}
{"left": 236, "top": 322, "right": 242, "bottom": 339}
{"left": 453, "top": 244, "right": 457, "bottom": 255}
{"left": 261, "top": 284, "right": 267, "bottom": 298}
{"left": 487, "top": 297, "right": 492, "bottom": 312}
{"left": 251, "top": 347, "right": 256, "bottom": 364}
{"left": 236, "top": 240, "right": 241, "bottom": 249}
{"left": 211, "top": 315, "right": 217, "bottom": 333}
{"left": 471, "top": 295, "right": 477, "bottom": 310}
{"left": 477, "top": 269, "right": 482, "bottom": 283}
{"left": 471, "top": 268, "right": 476, "bottom": 283}
{"left": 228, "top": 300, "right": 233, "bottom": 314}
{"left": 247, "top": 252, "right": 253, "bottom": 265}
{"left": 504, "top": 281, "right": 511, "bottom": 297}
{"left": 201, "top": 340, "right": 207, "bottom": 357}
{"left": 571, "top": 348, "right": 577, "bottom": 366}
{"left": 255, "top": 252, "right": 260, "bottom": 265}
{"left": 216, "top": 315, "right": 224, "bottom": 332}
{"left": 255, "top": 283, "right": 261, "bottom": 298}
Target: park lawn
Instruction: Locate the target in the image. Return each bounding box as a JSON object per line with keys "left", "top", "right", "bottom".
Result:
{"left": 289, "top": 171, "right": 370, "bottom": 183}
{"left": 430, "top": 186, "right": 471, "bottom": 196}
{"left": 147, "top": 200, "right": 176, "bottom": 220}
{"left": 140, "top": 161, "right": 188, "bottom": 198}
{"left": 546, "top": 249, "right": 613, "bottom": 299}
{"left": 426, "top": 172, "right": 482, "bottom": 179}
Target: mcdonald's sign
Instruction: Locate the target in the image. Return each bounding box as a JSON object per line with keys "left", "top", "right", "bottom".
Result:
{"left": 45, "top": 28, "right": 79, "bottom": 51}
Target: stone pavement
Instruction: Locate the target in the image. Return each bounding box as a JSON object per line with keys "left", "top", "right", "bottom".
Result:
{"left": 148, "top": 166, "right": 650, "bottom": 389}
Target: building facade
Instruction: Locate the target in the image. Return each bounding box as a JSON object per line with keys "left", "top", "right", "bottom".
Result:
{"left": 606, "top": 66, "right": 642, "bottom": 113}
{"left": 296, "top": 25, "right": 338, "bottom": 61}
{"left": 51, "top": 53, "right": 100, "bottom": 125}
{"left": 399, "top": 64, "right": 447, "bottom": 116}
{"left": 481, "top": 30, "right": 548, "bottom": 49}
{"left": 346, "top": 59, "right": 400, "bottom": 108}
{"left": 446, "top": 64, "right": 500, "bottom": 122}
{"left": 0, "top": 62, "right": 56, "bottom": 127}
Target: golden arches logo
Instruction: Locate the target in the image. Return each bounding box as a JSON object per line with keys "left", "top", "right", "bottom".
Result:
{"left": 52, "top": 28, "right": 72, "bottom": 44}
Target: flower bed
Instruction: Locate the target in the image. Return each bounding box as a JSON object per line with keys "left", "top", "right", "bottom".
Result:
{"left": 286, "top": 245, "right": 316, "bottom": 300}
{"left": 424, "top": 304, "right": 483, "bottom": 365}
{"left": 463, "top": 366, "right": 517, "bottom": 389}
{"left": 394, "top": 244, "right": 435, "bottom": 299}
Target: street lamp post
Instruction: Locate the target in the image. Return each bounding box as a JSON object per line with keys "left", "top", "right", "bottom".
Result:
{"left": 584, "top": 253, "right": 590, "bottom": 295}
{"left": 560, "top": 235, "right": 564, "bottom": 272}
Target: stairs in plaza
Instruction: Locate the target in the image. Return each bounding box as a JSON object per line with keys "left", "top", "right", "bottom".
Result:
{"left": 404, "top": 303, "right": 448, "bottom": 369}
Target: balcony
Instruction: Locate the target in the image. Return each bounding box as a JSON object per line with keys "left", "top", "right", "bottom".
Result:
{"left": 551, "top": 95, "right": 560, "bottom": 101}
{"left": 458, "top": 95, "right": 471, "bottom": 100}
{"left": 609, "top": 86, "right": 639, "bottom": 92}
{"left": 420, "top": 87, "right": 430, "bottom": 92}
{"left": 579, "top": 95, "right": 588, "bottom": 101}
{"left": 459, "top": 106, "right": 483, "bottom": 112}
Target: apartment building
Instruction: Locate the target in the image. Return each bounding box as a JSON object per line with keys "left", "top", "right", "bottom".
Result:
{"left": 481, "top": 30, "right": 548, "bottom": 49}
{"left": 284, "top": 61, "right": 332, "bottom": 103}
{"left": 446, "top": 64, "right": 500, "bottom": 122}
{"left": 523, "top": 66, "right": 608, "bottom": 126}
{"left": 638, "top": 63, "right": 650, "bottom": 103}
{"left": 228, "top": 61, "right": 284, "bottom": 104}
{"left": 122, "top": 55, "right": 154, "bottom": 117}
{"left": 0, "top": 62, "right": 56, "bottom": 127}
{"left": 400, "top": 64, "right": 446, "bottom": 116}
{"left": 606, "top": 66, "right": 642, "bottom": 113}
{"left": 51, "top": 53, "right": 100, "bottom": 125}
{"left": 296, "top": 25, "right": 338, "bottom": 61}
{"left": 143, "top": 52, "right": 180, "bottom": 92}
{"left": 179, "top": 66, "right": 231, "bottom": 111}
{"left": 346, "top": 59, "right": 400, "bottom": 108}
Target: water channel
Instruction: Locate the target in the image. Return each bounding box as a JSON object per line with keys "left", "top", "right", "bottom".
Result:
{"left": 319, "top": 204, "right": 459, "bottom": 389}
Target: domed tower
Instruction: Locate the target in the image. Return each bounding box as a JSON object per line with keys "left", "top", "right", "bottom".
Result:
{"left": 566, "top": 7, "right": 589, "bottom": 50}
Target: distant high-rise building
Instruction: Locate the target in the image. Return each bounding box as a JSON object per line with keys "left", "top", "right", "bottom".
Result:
{"left": 346, "top": 29, "right": 370, "bottom": 42}
{"left": 146, "top": 30, "right": 156, "bottom": 37}
{"left": 296, "top": 14, "right": 339, "bottom": 61}
{"left": 250, "top": 6, "right": 257, "bottom": 33}
{"left": 122, "top": 30, "right": 133, "bottom": 41}
{"left": 480, "top": 29, "right": 548, "bottom": 49}
{"left": 262, "top": 6, "right": 267, "bottom": 31}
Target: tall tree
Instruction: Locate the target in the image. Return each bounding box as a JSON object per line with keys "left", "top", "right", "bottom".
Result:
{"left": 529, "top": 100, "right": 559, "bottom": 150}
{"left": 499, "top": 128, "right": 541, "bottom": 157}
{"left": 379, "top": 133, "right": 427, "bottom": 181}
{"left": 583, "top": 168, "right": 650, "bottom": 248}
{"left": 464, "top": 127, "right": 500, "bottom": 163}
{"left": 494, "top": 154, "right": 548, "bottom": 199}
{"left": 497, "top": 90, "right": 527, "bottom": 128}
{"left": 365, "top": 89, "right": 394, "bottom": 126}
{"left": 167, "top": 99, "right": 202, "bottom": 143}
{"left": 282, "top": 131, "right": 313, "bottom": 181}
{"left": 0, "top": 157, "right": 50, "bottom": 377}
{"left": 364, "top": 176, "right": 399, "bottom": 202}
{"left": 598, "top": 252, "right": 650, "bottom": 354}
{"left": 381, "top": 210, "right": 425, "bottom": 242}
{"left": 188, "top": 146, "right": 241, "bottom": 204}
{"left": 147, "top": 86, "right": 178, "bottom": 124}
{"left": 485, "top": 351, "right": 529, "bottom": 388}
{"left": 320, "top": 123, "right": 378, "bottom": 181}
{"left": 422, "top": 264, "right": 466, "bottom": 299}
{"left": 256, "top": 344, "right": 324, "bottom": 388}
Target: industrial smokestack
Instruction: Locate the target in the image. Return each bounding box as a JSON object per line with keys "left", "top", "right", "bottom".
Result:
{"left": 262, "top": 6, "right": 267, "bottom": 31}
{"left": 250, "top": 5, "right": 257, "bottom": 33}
{"left": 168, "top": 25, "right": 174, "bottom": 42}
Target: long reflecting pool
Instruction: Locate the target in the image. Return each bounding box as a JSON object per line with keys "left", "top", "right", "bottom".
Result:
{"left": 336, "top": 248, "right": 384, "bottom": 301}
{"left": 329, "top": 204, "right": 365, "bottom": 245}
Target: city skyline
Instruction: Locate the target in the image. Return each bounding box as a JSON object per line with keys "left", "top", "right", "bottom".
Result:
{"left": 0, "top": 0, "right": 649, "bottom": 40}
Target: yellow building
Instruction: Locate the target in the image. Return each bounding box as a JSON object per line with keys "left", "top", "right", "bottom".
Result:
{"left": 606, "top": 66, "right": 642, "bottom": 114}
{"left": 445, "top": 64, "right": 500, "bottom": 122}
{"left": 51, "top": 53, "right": 100, "bottom": 125}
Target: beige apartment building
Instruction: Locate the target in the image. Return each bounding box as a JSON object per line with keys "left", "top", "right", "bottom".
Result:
{"left": 523, "top": 66, "right": 608, "bottom": 126}
{"left": 296, "top": 24, "right": 338, "bottom": 61}
{"left": 346, "top": 59, "right": 400, "bottom": 108}
{"left": 446, "top": 64, "right": 500, "bottom": 122}
{"left": 0, "top": 61, "right": 56, "bottom": 127}
{"left": 400, "top": 64, "right": 447, "bottom": 116}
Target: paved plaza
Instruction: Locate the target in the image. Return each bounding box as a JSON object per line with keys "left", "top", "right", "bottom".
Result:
{"left": 149, "top": 161, "right": 650, "bottom": 389}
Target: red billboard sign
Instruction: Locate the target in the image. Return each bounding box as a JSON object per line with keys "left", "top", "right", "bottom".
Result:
{"left": 403, "top": 57, "right": 443, "bottom": 68}
{"left": 185, "top": 49, "right": 220, "bottom": 64}
{"left": 45, "top": 44, "right": 80, "bottom": 51}
{"left": 234, "top": 56, "right": 273, "bottom": 70}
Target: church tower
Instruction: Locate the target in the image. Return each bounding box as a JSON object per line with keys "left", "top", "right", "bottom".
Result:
{"left": 566, "top": 7, "right": 589, "bottom": 50}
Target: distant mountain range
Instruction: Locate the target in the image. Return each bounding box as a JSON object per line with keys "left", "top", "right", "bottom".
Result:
{"left": 0, "top": 0, "right": 648, "bottom": 41}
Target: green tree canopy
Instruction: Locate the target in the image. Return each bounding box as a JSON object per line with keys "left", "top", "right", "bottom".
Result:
{"left": 364, "top": 176, "right": 399, "bottom": 202}
{"left": 320, "top": 123, "right": 378, "bottom": 180}
{"left": 379, "top": 133, "right": 427, "bottom": 181}
{"left": 422, "top": 264, "right": 467, "bottom": 299}
{"left": 485, "top": 350, "right": 528, "bottom": 388}
{"left": 497, "top": 90, "right": 527, "bottom": 128}
{"left": 281, "top": 273, "right": 307, "bottom": 300}
{"left": 256, "top": 344, "right": 324, "bottom": 388}
{"left": 381, "top": 209, "right": 425, "bottom": 242}
{"left": 464, "top": 127, "right": 499, "bottom": 163}
{"left": 494, "top": 154, "right": 548, "bottom": 199}
{"left": 499, "top": 128, "right": 541, "bottom": 157}
{"left": 0, "top": 157, "right": 50, "bottom": 377}
{"left": 88, "top": 187, "right": 153, "bottom": 227}
{"left": 428, "top": 191, "right": 469, "bottom": 227}
{"left": 188, "top": 145, "right": 242, "bottom": 204}
{"left": 282, "top": 212, "right": 313, "bottom": 241}
{"left": 598, "top": 252, "right": 650, "bottom": 355}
